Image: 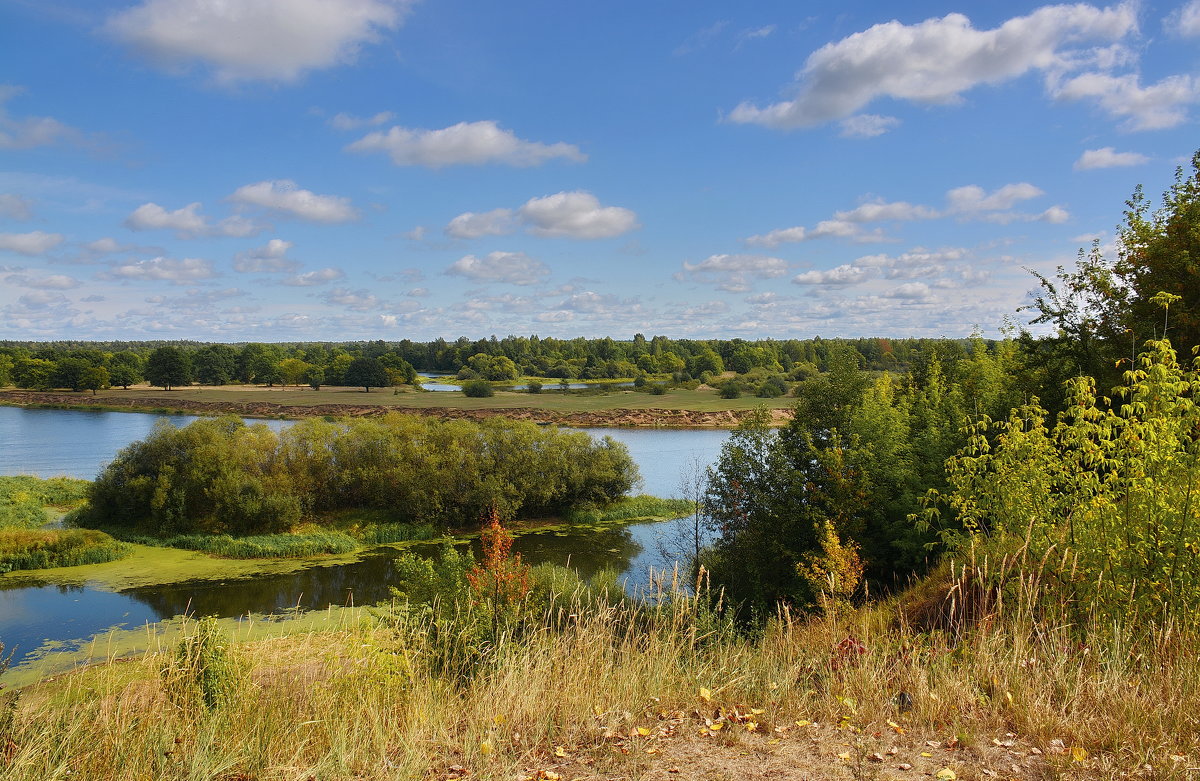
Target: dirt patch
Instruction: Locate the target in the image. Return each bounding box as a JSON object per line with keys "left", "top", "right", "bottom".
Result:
{"left": 0, "top": 391, "right": 793, "bottom": 429}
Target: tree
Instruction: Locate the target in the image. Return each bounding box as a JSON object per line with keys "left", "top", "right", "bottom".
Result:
{"left": 51, "top": 357, "right": 91, "bottom": 391}
{"left": 344, "top": 357, "right": 389, "bottom": 392}
{"left": 193, "top": 345, "right": 237, "bottom": 386}
{"left": 79, "top": 366, "right": 110, "bottom": 396}
{"left": 145, "top": 346, "right": 192, "bottom": 390}
{"left": 277, "top": 358, "right": 313, "bottom": 388}
{"left": 108, "top": 352, "right": 143, "bottom": 389}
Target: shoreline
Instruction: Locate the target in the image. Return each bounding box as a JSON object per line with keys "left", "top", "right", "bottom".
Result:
{"left": 0, "top": 389, "right": 793, "bottom": 428}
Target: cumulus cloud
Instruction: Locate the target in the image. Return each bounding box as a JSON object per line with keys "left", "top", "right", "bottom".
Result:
{"left": 347, "top": 120, "right": 586, "bottom": 168}
{"left": 0, "top": 193, "right": 33, "bottom": 220}
{"left": 446, "top": 251, "right": 550, "bottom": 286}
{"left": 835, "top": 200, "right": 940, "bottom": 222}
{"left": 678, "top": 253, "right": 788, "bottom": 292}
{"left": 281, "top": 267, "right": 346, "bottom": 286}
{"left": 105, "top": 256, "right": 216, "bottom": 283}
{"left": 5, "top": 272, "right": 81, "bottom": 289}
{"left": 446, "top": 191, "right": 638, "bottom": 240}
{"left": 729, "top": 4, "right": 1138, "bottom": 130}
{"left": 839, "top": 114, "right": 901, "bottom": 138}
{"left": 1074, "top": 146, "right": 1150, "bottom": 169}
{"left": 445, "top": 209, "right": 516, "bottom": 239}
{"left": 792, "top": 264, "right": 871, "bottom": 286}
{"left": 233, "top": 239, "right": 299, "bottom": 272}
{"left": 125, "top": 202, "right": 264, "bottom": 238}
{"left": 1051, "top": 71, "right": 1199, "bottom": 130}
{"left": 0, "top": 230, "right": 64, "bottom": 256}
{"left": 745, "top": 219, "right": 882, "bottom": 248}
{"left": 320, "top": 287, "right": 381, "bottom": 311}
{"left": 403, "top": 226, "right": 427, "bottom": 241}
{"left": 946, "top": 182, "right": 1044, "bottom": 214}
{"left": 1168, "top": 0, "right": 1200, "bottom": 36}
{"left": 228, "top": 180, "right": 358, "bottom": 223}
{"left": 104, "top": 0, "right": 413, "bottom": 84}
{"left": 887, "top": 282, "right": 934, "bottom": 299}
{"left": 518, "top": 192, "right": 639, "bottom": 239}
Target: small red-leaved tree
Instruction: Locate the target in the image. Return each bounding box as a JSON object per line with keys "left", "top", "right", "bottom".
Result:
{"left": 467, "top": 506, "right": 532, "bottom": 610}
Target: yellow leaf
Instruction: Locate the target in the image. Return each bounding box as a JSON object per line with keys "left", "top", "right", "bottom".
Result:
{"left": 886, "top": 719, "right": 905, "bottom": 734}
{"left": 795, "top": 720, "right": 811, "bottom": 728}
{"left": 1071, "top": 746, "right": 1088, "bottom": 762}
{"left": 709, "top": 722, "right": 724, "bottom": 731}
{"left": 554, "top": 746, "right": 567, "bottom": 758}
{"left": 637, "top": 727, "right": 651, "bottom": 736}
{"left": 1005, "top": 691, "right": 1014, "bottom": 704}
{"left": 699, "top": 687, "right": 712, "bottom": 702}
{"left": 646, "top": 748, "right": 658, "bottom": 755}
{"left": 936, "top": 769, "right": 957, "bottom": 780}
{"left": 837, "top": 751, "right": 852, "bottom": 761}
{"left": 751, "top": 708, "right": 765, "bottom": 715}
{"left": 493, "top": 714, "right": 506, "bottom": 725}
{"left": 745, "top": 722, "right": 758, "bottom": 732}
{"left": 480, "top": 740, "right": 492, "bottom": 756}
{"left": 544, "top": 773, "right": 561, "bottom": 781}
{"left": 921, "top": 752, "right": 933, "bottom": 758}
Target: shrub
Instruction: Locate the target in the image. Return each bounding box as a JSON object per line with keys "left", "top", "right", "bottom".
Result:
{"left": 526, "top": 381, "right": 543, "bottom": 394}
{"left": 462, "top": 380, "right": 494, "bottom": 398}
{"left": 756, "top": 376, "right": 788, "bottom": 398}
{"left": 718, "top": 380, "right": 741, "bottom": 399}
{"left": 648, "top": 383, "right": 667, "bottom": 395}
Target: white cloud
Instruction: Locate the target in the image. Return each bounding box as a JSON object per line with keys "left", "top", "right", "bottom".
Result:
{"left": 679, "top": 254, "right": 788, "bottom": 292}
{"left": 125, "top": 202, "right": 264, "bottom": 238}
{"left": 1167, "top": 0, "right": 1200, "bottom": 36}
{"left": 229, "top": 180, "right": 358, "bottom": 223}
{"left": 792, "top": 264, "right": 871, "bottom": 286}
{"left": 233, "top": 239, "right": 300, "bottom": 272}
{"left": 518, "top": 192, "right": 639, "bottom": 239}
{"left": 835, "top": 200, "right": 940, "bottom": 222}
{"left": 328, "top": 111, "right": 393, "bottom": 130}
{"left": 1051, "top": 71, "right": 1199, "bottom": 130}
{"left": 0, "top": 193, "right": 33, "bottom": 220}
{"left": 320, "top": 287, "right": 381, "bottom": 311}
{"left": 281, "top": 267, "right": 346, "bottom": 286}
{"left": 735, "top": 25, "right": 776, "bottom": 49}
{"left": 946, "top": 182, "right": 1044, "bottom": 213}
{"left": 745, "top": 219, "right": 882, "bottom": 248}
{"left": 446, "top": 251, "right": 550, "bottom": 286}
{"left": 106, "top": 256, "right": 216, "bottom": 283}
{"left": 1039, "top": 205, "right": 1072, "bottom": 223}
{"left": 5, "top": 272, "right": 81, "bottom": 289}
{"left": 729, "top": 4, "right": 1137, "bottom": 130}
{"left": 839, "top": 114, "right": 901, "bottom": 138}
{"left": 0, "top": 231, "right": 64, "bottom": 256}
{"left": 105, "top": 0, "right": 413, "bottom": 84}
{"left": 445, "top": 208, "right": 516, "bottom": 239}
{"left": 347, "top": 120, "right": 586, "bottom": 168}
{"left": 403, "top": 226, "right": 427, "bottom": 241}
{"left": 887, "top": 282, "right": 934, "bottom": 299}
{"left": 1074, "top": 146, "right": 1150, "bottom": 169}
{"left": 0, "top": 85, "right": 92, "bottom": 151}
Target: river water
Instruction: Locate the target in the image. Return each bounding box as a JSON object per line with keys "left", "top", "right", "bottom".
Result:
{"left": 0, "top": 406, "right": 730, "bottom": 670}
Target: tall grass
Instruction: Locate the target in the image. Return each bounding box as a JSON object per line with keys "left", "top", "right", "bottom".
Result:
{"left": 4, "top": 574, "right": 1198, "bottom": 779}
{"left": 0, "top": 528, "right": 130, "bottom": 572}
{"left": 0, "top": 475, "right": 90, "bottom": 530}
{"left": 563, "top": 494, "right": 695, "bottom": 525}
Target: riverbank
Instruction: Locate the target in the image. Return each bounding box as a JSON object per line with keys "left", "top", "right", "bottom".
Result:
{"left": 0, "top": 387, "right": 795, "bottom": 428}
{"left": 2, "top": 584, "right": 1188, "bottom": 780}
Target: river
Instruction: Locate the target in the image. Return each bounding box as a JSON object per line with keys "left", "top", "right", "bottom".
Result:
{"left": 0, "top": 406, "right": 730, "bottom": 673}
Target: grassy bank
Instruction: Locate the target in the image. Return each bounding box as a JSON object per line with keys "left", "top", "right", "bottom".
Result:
{"left": 2, "top": 581, "right": 1195, "bottom": 780}
{"left": 0, "top": 475, "right": 128, "bottom": 573}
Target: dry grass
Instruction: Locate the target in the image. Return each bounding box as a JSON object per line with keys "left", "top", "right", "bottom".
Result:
{"left": 3, "top": 582, "right": 1198, "bottom": 781}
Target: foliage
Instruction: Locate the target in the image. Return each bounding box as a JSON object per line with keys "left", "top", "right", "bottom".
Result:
{"left": 163, "top": 616, "right": 240, "bottom": 711}
{"left": 466, "top": 508, "right": 532, "bottom": 609}
{"left": 0, "top": 475, "right": 89, "bottom": 529}
{"left": 344, "top": 357, "right": 389, "bottom": 392}
{"left": 81, "top": 414, "right": 639, "bottom": 536}
{"left": 145, "top": 346, "right": 192, "bottom": 390}
{"left": 0, "top": 528, "right": 130, "bottom": 572}
{"left": 929, "top": 338, "right": 1200, "bottom": 629}
{"left": 461, "top": 379, "right": 494, "bottom": 397}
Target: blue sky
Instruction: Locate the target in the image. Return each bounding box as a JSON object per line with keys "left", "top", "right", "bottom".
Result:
{"left": 1, "top": 0, "right": 1197, "bottom": 342}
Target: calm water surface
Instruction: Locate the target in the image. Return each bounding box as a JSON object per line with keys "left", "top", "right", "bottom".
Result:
{"left": 0, "top": 406, "right": 729, "bottom": 669}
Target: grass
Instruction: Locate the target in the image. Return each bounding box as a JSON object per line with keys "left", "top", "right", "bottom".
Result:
{"left": 0, "top": 528, "right": 130, "bottom": 572}
{"left": 0, "top": 475, "right": 90, "bottom": 530}
{"left": 2, "top": 576, "right": 1196, "bottom": 780}
{"left": 563, "top": 494, "right": 696, "bottom": 525}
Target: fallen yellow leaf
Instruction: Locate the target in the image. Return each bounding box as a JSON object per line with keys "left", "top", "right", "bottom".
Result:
{"left": 936, "top": 769, "right": 957, "bottom": 780}
{"left": 646, "top": 748, "right": 658, "bottom": 755}
{"left": 637, "top": 727, "right": 651, "bottom": 736}
{"left": 745, "top": 722, "right": 758, "bottom": 732}
{"left": 709, "top": 722, "right": 724, "bottom": 731}
{"left": 837, "top": 751, "right": 852, "bottom": 761}
{"left": 795, "top": 720, "right": 811, "bottom": 728}
{"left": 554, "top": 746, "right": 567, "bottom": 758}
{"left": 886, "top": 719, "right": 905, "bottom": 735}
{"left": 921, "top": 752, "right": 933, "bottom": 758}
{"left": 480, "top": 741, "right": 492, "bottom": 756}
{"left": 1071, "top": 746, "right": 1088, "bottom": 762}
{"left": 699, "top": 687, "right": 712, "bottom": 702}
{"left": 751, "top": 708, "right": 765, "bottom": 715}
{"left": 493, "top": 714, "right": 506, "bottom": 725}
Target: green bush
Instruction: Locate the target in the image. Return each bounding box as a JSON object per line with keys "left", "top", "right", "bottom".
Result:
{"left": 0, "top": 528, "right": 130, "bottom": 572}
{"left": 526, "top": 381, "right": 542, "bottom": 394}
{"left": 718, "top": 380, "right": 741, "bottom": 399}
{"left": 462, "top": 380, "right": 494, "bottom": 398}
